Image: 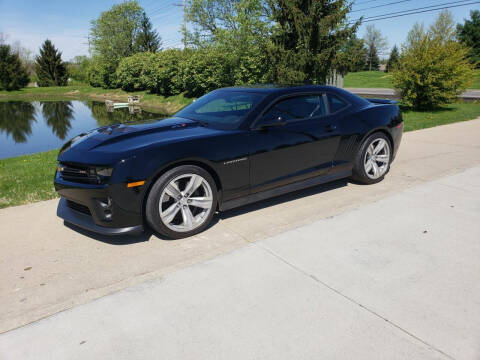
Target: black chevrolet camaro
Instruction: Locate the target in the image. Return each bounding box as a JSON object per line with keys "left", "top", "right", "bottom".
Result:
{"left": 54, "top": 85, "right": 403, "bottom": 239}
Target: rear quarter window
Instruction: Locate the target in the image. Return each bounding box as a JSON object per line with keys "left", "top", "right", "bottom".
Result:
{"left": 328, "top": 94, "right": 348, "bottom": 113}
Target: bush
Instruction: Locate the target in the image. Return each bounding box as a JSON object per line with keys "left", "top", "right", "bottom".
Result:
{"left": 87, "top": 57, "right": 117, "bottom": 88}
{"left": 392, "top": 36, "right": 475, "bottom": 109}
{"left": 67, "top": 56, "right": 91, "bottom": 83}
{"left": 116, "top": 52, "right": 154, "bottom": 91}
{"left": 143, "top": 49, "right": 185, "bottom": 96}
{"left": 0, "top": 44, "right": 30, "bottom": 90}
{"left": 182, "top": 48, "right": 234, "bottom": 97}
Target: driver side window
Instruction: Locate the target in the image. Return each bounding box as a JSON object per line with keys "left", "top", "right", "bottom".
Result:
{"left": 262, "top": 95, "right": 327, "bottom": 123}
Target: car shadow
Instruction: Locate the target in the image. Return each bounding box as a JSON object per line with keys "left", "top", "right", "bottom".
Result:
{"left": 64, "top": 178, "right": 349, "bottom": 244}
{"left": 213, "top": 178, "right": 349, "bottom": 222}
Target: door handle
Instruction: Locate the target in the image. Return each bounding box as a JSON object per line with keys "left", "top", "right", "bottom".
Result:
{"left": 325, "top": 124, "right": 337, "bottom": 132}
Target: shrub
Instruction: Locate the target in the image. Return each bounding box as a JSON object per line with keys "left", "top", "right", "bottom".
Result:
{"left": 0, "top": 44, "right": 29, "bottom": 91}
{"left": 116, "top": 52, "right": 154, "bottom": 91}
{"left": 87, "top": 57, "right": 117, "bottom": 88}
{"left": 143, "top": 49, "right": 185, "bottom": 96}
{"left": 182, "top": 48, "right": 234, "bottom": 97}
{"left": 67, "top": 56, "right": 91, "bottom": 83}
{"left": 393, "top": 26, "right": 475, "bottom": 109}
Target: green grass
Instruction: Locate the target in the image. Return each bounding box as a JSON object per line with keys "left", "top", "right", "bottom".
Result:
{"left": 344, "top": 71, "right": 393, "bottom": 88}
{"left": 344, "top": 70, "right": 480, "bottom": 89}
{"left": 1, "top": 102, "right": 479, "bottom": 209}
{"left": 402, "top": 102, "right": 480, "bottom": 131}
{"left": 0, "top": 149, "right": 58, "bottom": 209}
{"left": 0, "top": 84, "right": 193, "bottom": 115}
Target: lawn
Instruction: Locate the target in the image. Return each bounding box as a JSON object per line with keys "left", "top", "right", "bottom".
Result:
{"left": 344, "top": 70, "right": 480, "bottom": 89}
{"left": 344, "top": 71, "right": 393, "bottom": 88}
{"left": 0, "top": 149, "right": 58, "bottom": 208}
{"left": 0, "top": 84, "right": 193, "bottom": 114}
{"left": 1, "top": 102, "right": 479, "bottom": 209}
{"left": 401, "top": 102, "right": 480, "bottom": 131}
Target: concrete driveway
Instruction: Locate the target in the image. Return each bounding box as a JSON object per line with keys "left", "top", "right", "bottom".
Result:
{"left": 1, "top": 118, "right": 480, "bottom": 358}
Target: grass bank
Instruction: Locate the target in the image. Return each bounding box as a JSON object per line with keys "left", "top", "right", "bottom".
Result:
{"left": 344, "top": 70, "right": 480, "bottom": 89}
{"left": 0, "top": 84, "right": 193, "bottom": 115}
{"left": 1, "top": 102, "right": 479, "bottom": 209}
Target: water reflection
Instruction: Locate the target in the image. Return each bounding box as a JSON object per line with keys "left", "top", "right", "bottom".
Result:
{"left": 41, "top": 101, "right": 74, "bottom": 140}
{"left": 0, "top": 102, "right": 37, "bottom": 143}
{"left": 0, "top": 100, "right": 166, "bottom": 159}
{"left": 87, "top": 101, "right": 161, "bottom": 126}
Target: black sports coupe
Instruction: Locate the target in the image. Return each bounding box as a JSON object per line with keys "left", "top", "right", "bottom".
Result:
{"left": 54, "top": 85, "right": 403, "bottom": 239}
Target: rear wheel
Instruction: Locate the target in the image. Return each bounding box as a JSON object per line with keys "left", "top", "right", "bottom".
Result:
{"left": 352, "top": 132, "right": 392, "bottom": 184}
{"left": 146, "top": 165, "right": 217, "bottom": 239}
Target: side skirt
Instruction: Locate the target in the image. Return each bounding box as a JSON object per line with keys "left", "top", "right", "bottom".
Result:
{"left": 219, "top": 170, "right": 352, "bottom": 212}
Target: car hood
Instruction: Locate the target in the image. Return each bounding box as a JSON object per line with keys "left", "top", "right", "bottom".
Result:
{"left": 57, "top": 117, "right": 222, "bottom": 165}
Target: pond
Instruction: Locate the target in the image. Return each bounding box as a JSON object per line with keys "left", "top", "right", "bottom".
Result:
{"left": 0, "top": 101, "right": 167, "bottom": 159}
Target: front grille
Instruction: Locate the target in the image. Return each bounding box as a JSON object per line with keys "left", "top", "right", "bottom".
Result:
{"left": 66, "top": 200, "right": 91, "bottom": 216}
{"left": 59, "top": 163, "right": 97, "bottom": 184}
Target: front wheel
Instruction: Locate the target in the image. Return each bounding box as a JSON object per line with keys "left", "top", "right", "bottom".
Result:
{"left": 352, "top": 132, "right": 392, "bottom": 184}
{"left": 146, "top": 165, "right": 218, "bottom": 239}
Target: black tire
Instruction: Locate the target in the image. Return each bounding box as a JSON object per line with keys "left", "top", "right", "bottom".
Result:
{"left": 352, "top": 132, "right": 392, "bottom": 184}
{"left": 146, "top": 165, "right": 218, "bottom": 239}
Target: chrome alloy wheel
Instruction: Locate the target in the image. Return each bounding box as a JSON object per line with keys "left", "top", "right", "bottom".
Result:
{"left": 364, "top": 138, "right": 390, "bottom": 179}
{"left": 159, "top": 173, "right": 213, "bottom": 232}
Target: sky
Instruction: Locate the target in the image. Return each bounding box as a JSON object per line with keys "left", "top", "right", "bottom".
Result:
{"left": 0, "top": 0, "right": 478, "bottom": 61}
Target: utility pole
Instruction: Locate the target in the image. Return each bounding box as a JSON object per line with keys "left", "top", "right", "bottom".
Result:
{"left": 174, "top": 0, "right": 187, "bottom": 49}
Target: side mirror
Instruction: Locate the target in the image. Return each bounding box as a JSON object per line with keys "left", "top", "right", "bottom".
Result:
{"left": 258, "top": 116, "right": 286, "bottom": 130}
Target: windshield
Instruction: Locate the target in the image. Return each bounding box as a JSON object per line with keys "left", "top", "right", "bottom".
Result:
{"left": 175, "top": 90, "right": 266, "bottom": 129}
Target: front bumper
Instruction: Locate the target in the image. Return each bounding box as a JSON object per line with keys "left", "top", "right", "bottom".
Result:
{"left": 54, "top": 171, "right": 147, "bottom": 236}
{"left": 57, "top": 198, "right": 143, "bottom": 235}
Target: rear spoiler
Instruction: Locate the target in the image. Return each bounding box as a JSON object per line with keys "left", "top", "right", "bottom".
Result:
{"left": 367, "top": 98, "right": 398, "bottom": 105}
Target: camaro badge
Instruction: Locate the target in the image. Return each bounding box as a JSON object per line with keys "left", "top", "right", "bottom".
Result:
{"left": 223, "top": 157, "right": 247, "bottom": 165}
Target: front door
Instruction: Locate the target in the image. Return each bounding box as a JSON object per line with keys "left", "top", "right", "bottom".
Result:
{"left": 249, "top": 94, "right": 341, "bottom": 194}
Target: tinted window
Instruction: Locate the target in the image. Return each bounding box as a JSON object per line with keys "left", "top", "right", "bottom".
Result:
{"left": 328, "top": 94, "right": 348, "bottom": 113}
{"left": 262, "top": 95, "right": 326, "bottom": 123}
{"left": 175, "top": 90, "right": 266, "bottom": 129}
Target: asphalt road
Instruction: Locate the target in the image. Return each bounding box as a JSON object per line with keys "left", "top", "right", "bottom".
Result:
{"left": 345, "top": 88, "right": 480, "bottom": 100}
{"left": 1, "top": 118, "right": 480, "bottom": 358}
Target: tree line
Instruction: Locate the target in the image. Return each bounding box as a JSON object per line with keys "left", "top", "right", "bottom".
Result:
{"left": 1, "top": 1, "right": 479, "bottom": 110}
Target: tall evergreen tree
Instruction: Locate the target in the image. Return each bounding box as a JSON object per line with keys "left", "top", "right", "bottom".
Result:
{"left": 35, "top": 40, "right": 68, "bottom": 87}
{"left": 0, "top": 44, "right": 29, "bottom": 90}
{"left": 135, "top": 11, "right": 162, "bottom": 52}
{"left": 267, "top": 0, "right": 359, "bottom": 83}
{"left": 386, "top": 45, "right": 399, "bottom": 72}
{"left": 457, "top": 10, "right": 480, "bottom": 67}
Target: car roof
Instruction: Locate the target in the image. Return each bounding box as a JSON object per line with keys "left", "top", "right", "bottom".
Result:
{"left": 219, "top": 84, "right": 338, "bottom": 94}
{"left": 217, "top": 84, "right": 369, "bottom": 107}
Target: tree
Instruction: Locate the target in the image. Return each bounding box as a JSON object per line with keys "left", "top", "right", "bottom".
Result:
{"left": 457, "top": 10, "right": 480, "bottom": 67}
{"left": 363, "top": 25, "right": 388, "bottom": 71}
{"left": 334, "top": 35, "right": 367, "bottom": 75}
{"left": 89, "top": 1, "right": 143, "bottom": 64}
{"left": 186, "top": 0, "right": 271, "bottom": 85}
{"left": 267, "top": 0, "right": 359, "bottom": 83}
{"left": 392, "top": 14, "right": 475, "bottom": 109}
{"left": 386, "top": 45, "right": 399, "bottom": 73}
{"left": 429, "top": 10, "right": 456, "bottom": 43}
{"left": 135, "top": 11, "right": 162, "bottom": 52}
{"left": 0, "top": 44, "right": 29, "bottom": 91}
{"left": 35, "top": 40, "right": 68, "bottom": 86}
